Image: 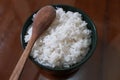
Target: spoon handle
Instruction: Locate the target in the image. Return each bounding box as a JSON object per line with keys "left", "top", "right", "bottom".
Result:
{"left": 9, "top": 37, "right": 36, "bottom": 80}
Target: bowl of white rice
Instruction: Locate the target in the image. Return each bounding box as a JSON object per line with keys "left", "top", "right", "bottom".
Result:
{"left": 21, "top": 4, "right": 97, "bottom": 78}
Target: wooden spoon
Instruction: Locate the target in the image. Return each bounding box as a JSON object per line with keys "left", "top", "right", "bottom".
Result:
{"left": 9, "top": 6, "right": 56, "bottom": 80}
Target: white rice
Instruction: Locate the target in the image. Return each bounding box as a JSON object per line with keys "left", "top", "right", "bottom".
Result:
{"left": 24, "top": 8, "right": 91, "bottom": 68}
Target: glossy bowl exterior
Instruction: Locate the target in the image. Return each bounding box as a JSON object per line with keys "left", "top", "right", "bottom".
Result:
{"left": 21, "top": 4, "right": 97, "bottom": 79}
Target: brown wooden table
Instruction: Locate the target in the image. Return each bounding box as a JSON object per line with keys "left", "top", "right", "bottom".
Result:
{"left": 0, "top": 0, "right": 120, "bottom": 80}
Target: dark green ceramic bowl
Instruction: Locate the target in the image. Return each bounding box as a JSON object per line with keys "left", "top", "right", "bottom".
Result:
{"left": 21, "top": 4, "right": 97, "bottom": 78}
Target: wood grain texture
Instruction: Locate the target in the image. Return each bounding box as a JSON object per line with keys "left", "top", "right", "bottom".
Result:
{"left": 0, "top": 0, "right": 120, "bottom": 80}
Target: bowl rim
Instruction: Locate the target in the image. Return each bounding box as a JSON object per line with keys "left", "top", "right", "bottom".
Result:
{"left": 20, "top": 4, "right": 97, "bottom": 71}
